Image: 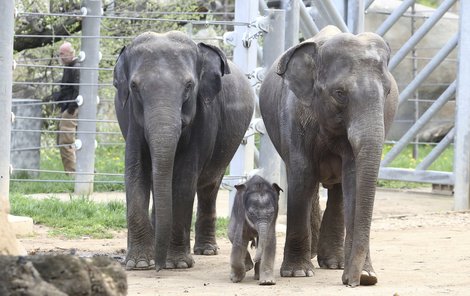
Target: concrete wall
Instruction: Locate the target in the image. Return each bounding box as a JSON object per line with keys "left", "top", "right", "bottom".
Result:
{"left": 10, "top": 99, "right": 42, "bottom": 177}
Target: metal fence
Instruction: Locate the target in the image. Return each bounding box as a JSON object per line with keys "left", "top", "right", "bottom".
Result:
{"left": 1, "top": 0, "right": 469, "bottom": 212}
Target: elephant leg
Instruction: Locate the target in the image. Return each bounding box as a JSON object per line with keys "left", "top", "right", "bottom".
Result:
{"left": 317, "top": 183, "right": 345, "bottom": 269}
{"left": 245, "top": 251, "right": 254, "bottom": 272}
{"left": 258, "top": 229, "right": 276, "bottom": 285}
{"left": 165, "top": 163, "right": 197, "bottom": 269}
{"left": 193, "top": 177, "right": 222, "bottom": 255}
{"left": 124, "top": 143, "right": 155, "bottom": 270}
{"left": 281, "top": 162, "right": 317, "bottom": 277}
{"left": 230, "top": 240, "right": 249, "bottom": 283}
{"left": 310, "top": 190, "right": 321, "bottom": 259}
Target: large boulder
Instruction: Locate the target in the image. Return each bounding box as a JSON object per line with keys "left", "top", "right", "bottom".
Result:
{"left": 0, "top": 255, "right": 127, "bottom": 296}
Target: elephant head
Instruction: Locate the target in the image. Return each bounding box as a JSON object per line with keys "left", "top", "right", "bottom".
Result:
{"left": 275, "top": 26, "right": 398, "bottom": 285}
{"left": 113, "top": 31, "right": 230, "bottom": 270}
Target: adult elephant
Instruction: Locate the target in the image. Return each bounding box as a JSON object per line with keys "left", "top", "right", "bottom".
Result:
{"left": 259, "top": 26, "right": 398, "bottom": 287}
{"left": 114, "top": 31, "right": 254, "bottom": 271}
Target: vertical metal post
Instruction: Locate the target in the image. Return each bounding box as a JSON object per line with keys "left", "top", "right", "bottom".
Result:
{"left": 347, "top": 0, "right": 364, "bottom": 34}
{"left": 229, "top": 0, "right": 258, "bottom": 215}
{"left": 259, "top": 9, "right": 288, "bottom": 215}
{"left": 282, "top": 0, "right": 299, "bottom": 49}
{"left": 75, "top": 0, "right": 102, "bottom": 195}
{"left": 454, "top": 1, "right": 470, "bottom": 210}
{"left": 0, "top": 0, "right": 14, "bottom": 213}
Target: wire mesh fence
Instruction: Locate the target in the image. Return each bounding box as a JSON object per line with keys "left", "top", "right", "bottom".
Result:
{"left": 7, "top": 0, "right": 465, "bottom": 199}
{"left": 10, "top": 0, "right": 253, "bottom": 192}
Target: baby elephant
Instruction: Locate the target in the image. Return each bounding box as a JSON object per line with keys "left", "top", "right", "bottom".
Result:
{"left": 228, "top": 175, "right": 282, "bottom": 285}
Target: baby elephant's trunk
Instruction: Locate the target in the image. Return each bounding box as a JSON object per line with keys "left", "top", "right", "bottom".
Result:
{"left": 254, "top": 223, "right": 269, "bottom": 263}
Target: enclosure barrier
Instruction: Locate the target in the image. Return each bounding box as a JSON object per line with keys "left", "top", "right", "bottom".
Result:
{"left": 1, "top": 0, "right": 469, "bottom": 211}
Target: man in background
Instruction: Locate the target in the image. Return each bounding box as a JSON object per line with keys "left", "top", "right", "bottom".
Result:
{"left": 56, "top": 41, "right": 80, "bottom": 175}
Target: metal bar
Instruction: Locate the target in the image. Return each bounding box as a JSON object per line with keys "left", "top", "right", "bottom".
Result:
{"left": 398, "top": 33, "right": 458, "bottom": 107}
{"left": 416, "top": 127, "right": 454, "bottom": 171}
{"left": 379, "top": 168, "right": 453, "bottom": 185}
{"left": 348, "top": 0, "right": 365, "bottom": 34}
{"left": 299, "top": 1, "right": 319, "bottom": 37}
{"left": 283, "top": 0, "right": 300, "bottom": 49}
{"left": 11, "top": 129, "right": 121, "bottom": 135}
{"left": 75, "top": 0, "right": 102, "bottom": 195}
{"left": 14, "top": 116, "right": 118, "bottom": 123}
{"left": 16, "top": 12, "right": 250, "bottom": 26}
{"left": 13, "top": 81, "right": 112, "bottom": 86}
{"left": 259, "top": 0, "right": 268, "bottom": 14}
{"left": 18, "top": 11, "right": 234, "bottom": 17}
{"left": 454, "top": 0, "right": 470, "bottom": 210}
{"left": 0, "top": 0, "right": 14, "bottom": 214}
{"left": 10, "top": 179, "right": 124, "bottom": 184}
{"left": 16, "top": 63, "right": 113, "bottom": 71}
{"left": 321, "top": 0, "right": 349, "bottom": 32}
{"left": 381, "top": 81, "right": 456, "bottom": 167}
{"left": 389, "top": 0, "right": 457, "bottom": 71}
{"left": 376, "top": 0, "right": 415, "bottom": 37}
{"left": 259, "top": 9, "right": 287, "bottom": 215}
{"left": 229, "top": 0, "right": 258, "bottom": 216}
{"left": 13, "top": 168, "right": 123, "bottom": 176}
{"left": 365, "top": 0, "right": 375, "bottom": 10}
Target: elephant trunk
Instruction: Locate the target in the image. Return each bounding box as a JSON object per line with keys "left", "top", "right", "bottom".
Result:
{"left": 146, "top": 110, "right": 182, "bottom": 271}
{"left": 347, "top": 114, "right": 384, "bottom": 275}
{"left": 254, "top": 222, "right": 272, "bottom": 263}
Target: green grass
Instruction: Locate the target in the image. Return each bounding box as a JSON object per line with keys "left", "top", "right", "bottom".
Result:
{"left": 10, "top": 193, "right": 126, "bottom": 239}
{"left": 378, "top": 144, "right": 453, "bottom": 189}
{"left": 10, "top": 136, "right": 125, "bottom": 194}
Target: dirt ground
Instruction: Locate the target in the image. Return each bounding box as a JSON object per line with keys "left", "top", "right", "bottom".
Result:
{"left": 19, "top": 188, "right": 470, "bottom": 296}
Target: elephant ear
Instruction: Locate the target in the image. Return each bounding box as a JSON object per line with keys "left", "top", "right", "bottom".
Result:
{"left": 197, "top": 42, "right": 231, "bottom": 104}
{"left": 277, "top": 41, "right": 317, "bottom": 106}
{"left": 113, "top": 46, "right": 129, "bottom": 108}
{"left": 272, "top": 183, "right": 283, "bottom": 196}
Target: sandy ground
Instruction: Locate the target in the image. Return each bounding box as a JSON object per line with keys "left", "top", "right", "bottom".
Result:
{"left": 19, "top": 188, "right": 470, "bottom": 296}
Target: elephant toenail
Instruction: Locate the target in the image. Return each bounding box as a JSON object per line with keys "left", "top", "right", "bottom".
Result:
{"left": 136, "top": 260, "right": 149, "bottom": 269}
{"left": 125, "top": 259, "right": 136, "bottom": 270}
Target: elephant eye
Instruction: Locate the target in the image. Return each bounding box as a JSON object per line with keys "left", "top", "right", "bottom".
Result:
{"left": 333, "top": 89, "right": 348, "bottom": 104}
{"left": 130, "top": 81, "right": 138, "bottom": 91}
{"left": 183, "top": 81, "right": 194, "bottom": 101}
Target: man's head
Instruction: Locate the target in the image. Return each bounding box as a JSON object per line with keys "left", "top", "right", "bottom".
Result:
{"left": 59, "top": 42, "right": 76, "bottom": 65}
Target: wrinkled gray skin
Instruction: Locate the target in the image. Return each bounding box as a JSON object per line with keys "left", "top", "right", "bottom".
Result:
{"left": 228, "top": 175, "right": 282, "bottom": 285}
{"left": 114, "top": 31, "right": 254, "bottom": 271}
{"left": 259, "top": 26, "right": 398, "bottom": 287}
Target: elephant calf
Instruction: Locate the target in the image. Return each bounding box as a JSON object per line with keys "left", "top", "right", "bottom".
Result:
{"left": 228, "top": 175, "right": 282, "bottom": 285}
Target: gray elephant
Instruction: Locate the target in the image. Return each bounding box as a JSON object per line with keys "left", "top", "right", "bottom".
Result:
{"left": 259, "top": 26, "right": 398, "bottom": 287}
{"left": 228, "top": 175, "right": 282, "bottom": 285}
{"left": 113, "top": 31, "right": 254, "bottom": 271}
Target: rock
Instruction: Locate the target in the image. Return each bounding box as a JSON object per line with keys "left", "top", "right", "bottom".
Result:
{"left": 0, "top": 255, "right": 127, "bottom": 296}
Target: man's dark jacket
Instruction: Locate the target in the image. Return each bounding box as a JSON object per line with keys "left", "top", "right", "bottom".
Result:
{"left": 57, "top": 59, "right": 80, "bottom": 113}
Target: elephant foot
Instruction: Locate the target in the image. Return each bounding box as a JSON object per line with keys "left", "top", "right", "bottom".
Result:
{"left": 230, "top": 269, "right": 246, "bottom": 283}
{"left": 317, "top": 252, "right": 344, "bottom": 269}
{"left": 165, "top": 252, "right": 195, "bottom": 269}
{"left": 125, "top": 244, "right": 155, "bottom": 270}
{"left": 342, "top": 269, "right": 377, "bottom": 287}
{"left": 280, "top": 259, "right": 314, "bottom": 277}
{"left": 125, "top": 258, "right": 155, "bottom": 270}
{"left": 193, "top": 243, "right": 219, "bottom": 255}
